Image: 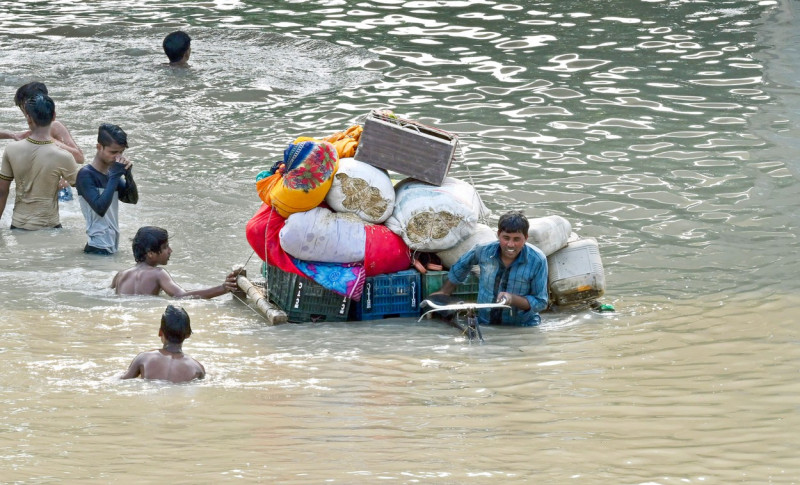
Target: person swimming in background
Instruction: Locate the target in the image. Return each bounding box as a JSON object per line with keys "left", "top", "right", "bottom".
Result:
{"left": 0, "top": 82, "right": 85, "bottom": 201}
{"left": 163, "top": 30, "right": 191, "bottom": 67}
{"left": 111, "top": 226, "right": 237, "bottom": 298}
{"left": 121, "top": 304, "right": 205, "bottom": 383}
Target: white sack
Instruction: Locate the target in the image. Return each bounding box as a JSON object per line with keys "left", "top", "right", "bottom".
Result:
{"left": 385, "top": 177, "right": 490, "bottom": 251}
{"left": 324, "top": 157, "right": 395, "bottom": 224}
{"left": 279, "top": 207, "right": 366, "bottom": 263}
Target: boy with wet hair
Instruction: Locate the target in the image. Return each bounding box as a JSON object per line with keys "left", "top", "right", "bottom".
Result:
{"left": 163, "top": 30, "right": 191, "bottom": 66}
{"left": 0, "top": 94, "right": 82, "bottom": 230}
{"left": 75, "top": 123, "right": 138, "bottom": 255}
{"left": 432, "top": 210, "right": 549, "bottom": 326}
{"left": 2, "top": 81, "right": 84, "bottom": 162}
{"left": 112, "top": 226, "right": 238, "bottom": 298}
{"left": 3, "top": 83, "right": 80, "bottom": 152}
{"left": 1, "top": 82, "right": 85, "bottom": 201}
{"left": 121, "top": 304, "right": 205, "bottom": 383}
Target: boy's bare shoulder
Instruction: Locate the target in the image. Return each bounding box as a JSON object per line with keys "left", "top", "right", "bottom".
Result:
{"left": 113, "top": 264, "right": 170, "bottom": 295}
{"left": 118, "top": 264, "right": 167, "bottom": 278}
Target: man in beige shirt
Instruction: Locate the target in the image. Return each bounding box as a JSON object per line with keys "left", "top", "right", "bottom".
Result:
{"left": 0, "top": 94, "right": 81, "bottom": 230}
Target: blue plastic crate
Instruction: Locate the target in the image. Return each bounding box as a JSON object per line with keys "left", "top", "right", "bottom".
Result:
{"left": 352, "top": 269, "right": 421, "bottom": 320}
{"left": 262, "top": 263, "right": 350, "bottom": 323}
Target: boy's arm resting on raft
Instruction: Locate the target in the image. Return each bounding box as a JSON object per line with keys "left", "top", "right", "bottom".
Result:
{"left": 110, "top": 268, "right": 238, "bottom": 299}
{"left": 158, "top": 270, "right": 238, "bottom": 299}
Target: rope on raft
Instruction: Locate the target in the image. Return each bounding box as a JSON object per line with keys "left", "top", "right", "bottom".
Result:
{"left": 229, "top": 206, "right": 288, "bottom": 324}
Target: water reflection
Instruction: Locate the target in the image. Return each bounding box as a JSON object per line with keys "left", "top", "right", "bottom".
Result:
{"left": 2, "top": 0, "right": 800, "bottom": 482}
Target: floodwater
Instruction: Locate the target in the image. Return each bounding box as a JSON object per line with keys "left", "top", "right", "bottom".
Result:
{"left": 1, "top": 0, "right": 799, "bottom": 483}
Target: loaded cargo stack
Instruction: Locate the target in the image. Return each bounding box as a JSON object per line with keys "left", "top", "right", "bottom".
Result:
{"left": 243, "top": 110, "right": 609, "bottom": 323}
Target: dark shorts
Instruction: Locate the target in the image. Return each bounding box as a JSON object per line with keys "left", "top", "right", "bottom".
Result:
{"left": 84, "top": 244, "right": 113, "bottom": 255}
{"left": 10, "top": 224, "right": 63, "bottom": 230}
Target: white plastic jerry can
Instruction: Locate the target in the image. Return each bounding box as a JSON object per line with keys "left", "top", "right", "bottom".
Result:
{"left": 547, "top": 237, "right": 606, "bottom": 306}
{"left": 527, "top": 215, "right": 572, "bottom": 256}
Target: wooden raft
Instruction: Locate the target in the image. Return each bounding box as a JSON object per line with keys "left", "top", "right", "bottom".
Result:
{"left": 232, "top": 266, "right": 288, "bottom": 325}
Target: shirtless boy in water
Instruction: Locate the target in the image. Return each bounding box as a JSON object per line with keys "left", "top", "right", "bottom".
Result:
{"left": 0, "top": 81, "right": 85, "bottom": 164}
{"left": 162, "top": 30, "right": 191, "bottom": 67}
{"left": 121, "top": 304, "right": 204, "bottom": 383}
{"left": 111, "top": 226, "right": 237, "bottom": 298}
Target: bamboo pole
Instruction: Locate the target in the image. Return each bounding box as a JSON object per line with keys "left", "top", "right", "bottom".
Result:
{"left": 232, "top": 266, "right": 288, "bottom": 325}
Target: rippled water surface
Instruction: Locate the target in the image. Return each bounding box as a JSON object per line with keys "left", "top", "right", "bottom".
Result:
{"left": 1, "top": 1, "right": 799, "bottom": 483}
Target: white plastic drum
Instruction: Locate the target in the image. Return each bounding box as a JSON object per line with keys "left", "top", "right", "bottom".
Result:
{"left": 527, "top": 215, "right": 571, "bottom": 256}
{"left": 547, "top": 237, "right": 606, "bottom": 306}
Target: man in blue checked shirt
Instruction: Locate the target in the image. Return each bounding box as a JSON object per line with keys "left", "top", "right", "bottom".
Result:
{"left": 433, "top": 211, "right": 549, "bottom": 326}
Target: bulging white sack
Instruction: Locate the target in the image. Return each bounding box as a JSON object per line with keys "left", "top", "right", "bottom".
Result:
{"left": 385, "top": 177, "right": 490, "bottom": 251}
{"left": 279, "top": 207, "right": 366, "bottom": 263}
{"left": 325, "top": 157, "right": 395, "bottom": 224}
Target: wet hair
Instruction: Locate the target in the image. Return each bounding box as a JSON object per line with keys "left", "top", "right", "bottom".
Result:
{"left": 97, "top": 123, "right": 128, "bottom": 148}
{"left": 498, "top": 211, "right": 529, "bottom": 237}
{"left": 160, "top": 304, "right": 192, "bottom": 344}
{"left": 14, "top": 81, "right": 48, "bottom": 109}
{"left": 23, "top": 94, "right": 56, "bottom": 127}
{"left": 163, "top": 31, "right": 191, "bottom": 63}
{"left": 132, "top": 226, "right": 169, "bottom": 263}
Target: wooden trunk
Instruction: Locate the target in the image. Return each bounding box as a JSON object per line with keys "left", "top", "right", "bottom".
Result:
{"left": 354, "top": 112, "right": 458, "bottom": 186}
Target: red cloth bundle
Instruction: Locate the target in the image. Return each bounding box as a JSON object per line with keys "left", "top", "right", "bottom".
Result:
{"left": 245, "top": 203, "right": 304, "bottom": 277}
{"left": 364, "top": 224, "right": 412, "bottom": 276}
{"left": 247, "top": 203, "right": 411, "bottom": 278}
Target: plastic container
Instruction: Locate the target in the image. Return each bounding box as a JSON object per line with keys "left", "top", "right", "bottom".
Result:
{"left": 547, "top": 237, "right": 606, "bottom": 306}
{"left": 262, "top": 263, "right": 351, "bottom": 323}
{"left": 421, "top": 269, "right": 480, "bottom": 302}
{"left": 527, "top": 215, "right": 571, "bottom": 256}
{"left": 352, "top": 269, "right": 421, "bottom": 320}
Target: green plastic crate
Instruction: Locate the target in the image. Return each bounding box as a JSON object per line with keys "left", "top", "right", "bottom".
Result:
{"left": 421, "top": 269, "right": 480, "bottom": 302}
{"left": 262, "top": 263, "right": 350, "bottom": 323}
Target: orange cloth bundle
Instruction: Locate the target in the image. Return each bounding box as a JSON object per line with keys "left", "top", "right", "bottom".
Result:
{"left": 256, "top": 140, "right": 339, "bottom": 218}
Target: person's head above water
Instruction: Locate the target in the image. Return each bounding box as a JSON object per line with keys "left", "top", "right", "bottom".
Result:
{"left": 14, "top": 81, "right": 48, "bottom": 111}
{"left": 497, "top": 210, "right": 529, "bottom": 237}
{"left": 132, "top": 226, "right": 169, "bottom": 263}
{"left": 23, "top": 94, "right": 56, "bottom": 128}
{"left": 160, "top": 304, "right": 192, "bottom": 344}
{"left": 163, "top": 30, "right": 191, "bottom": 65}
{"left": 97, "top": 123, "right": 128, "bottom": 148}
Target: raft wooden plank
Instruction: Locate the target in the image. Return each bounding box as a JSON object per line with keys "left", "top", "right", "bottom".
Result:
{"left": 236, "top": 274, "right": 288, "bottom": 325}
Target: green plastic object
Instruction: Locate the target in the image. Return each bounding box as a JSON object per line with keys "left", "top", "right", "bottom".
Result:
{"left": 591, "top": 301, "right": 615, "bottom": 313}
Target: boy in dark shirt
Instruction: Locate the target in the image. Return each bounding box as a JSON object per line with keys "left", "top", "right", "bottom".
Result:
{"left": 75, "top": 124, "right": 138, "bottom": 255}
